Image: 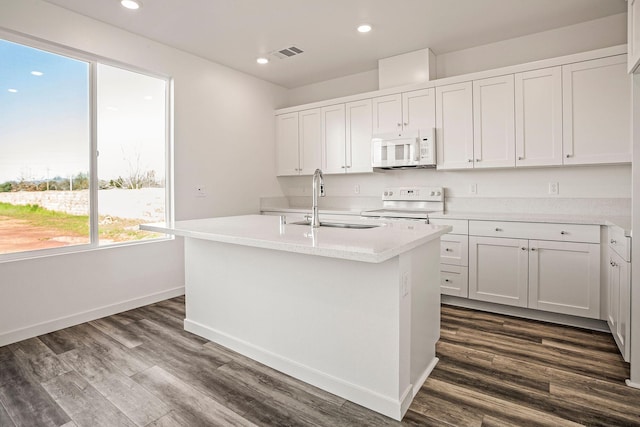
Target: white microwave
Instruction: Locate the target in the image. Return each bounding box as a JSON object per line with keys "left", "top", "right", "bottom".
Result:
{"left": 371, "top": 129, "right": 436, "bottom": 169}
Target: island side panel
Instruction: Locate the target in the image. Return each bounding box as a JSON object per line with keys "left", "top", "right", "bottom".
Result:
{"left": 183, "top": 237, "right": 407, "bottom": 418}
{"left": 408, "top": 239, "right": 441, "bottom": 398}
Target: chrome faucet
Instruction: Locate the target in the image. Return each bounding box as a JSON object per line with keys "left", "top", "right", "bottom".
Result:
{"left": 311, "top": 168, "right": 325, "bottom": 228}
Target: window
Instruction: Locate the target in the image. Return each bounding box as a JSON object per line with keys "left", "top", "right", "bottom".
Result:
{"left": 0, "top": 36, "right": 170, "bottom": 258}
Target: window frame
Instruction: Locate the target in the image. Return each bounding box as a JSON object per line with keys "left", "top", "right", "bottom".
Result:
{"left": 0, "top": 29, "right": 174, "bottom": 263}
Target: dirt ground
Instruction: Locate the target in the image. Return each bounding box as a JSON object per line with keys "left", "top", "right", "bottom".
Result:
{"left": 0, "top": 216, "right": 89, "bottom": 254}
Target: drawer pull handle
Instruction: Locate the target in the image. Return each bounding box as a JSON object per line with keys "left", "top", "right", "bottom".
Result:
{"left": 518, "top": 156, "right": 523, "bottom": 160}
{"left": 445, "top": 248, "right": 452, "bottom": 252}
{"left": 468, "top": 159, "right": 473, "bottom": 163}
{"left": 610, "top": 239, "right": 617, "bottom": 244}
{"left": 495, "top": 228, "right": 502, "bottom": 232}
{"left": 521, "top": 247, "right": 527, "bottom": 251}
{"left": 531, "top": 248, "right": 537, "bottom": 251}
{"left": 444, "top": 279, "right": 451, "bottom": 283}
{"left": 560, "top": 231, "right": 568, "bottom": 235}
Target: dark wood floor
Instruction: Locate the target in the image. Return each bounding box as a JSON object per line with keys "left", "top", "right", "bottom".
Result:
{"left": 1, "top": 297, "right": 639, "bottom": 427}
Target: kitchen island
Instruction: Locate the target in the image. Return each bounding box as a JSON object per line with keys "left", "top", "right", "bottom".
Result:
{"left": 141, "top": 215, "right": 451, "bottom": 420}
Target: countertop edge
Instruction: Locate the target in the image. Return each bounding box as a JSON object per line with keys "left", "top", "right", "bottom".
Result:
{"left": 141, "top": 220, "right": 452, "bottom": 264}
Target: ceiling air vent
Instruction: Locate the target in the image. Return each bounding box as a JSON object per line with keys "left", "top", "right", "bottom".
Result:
{"left": 271, "top": 45, "right": 304, "bottom": 60}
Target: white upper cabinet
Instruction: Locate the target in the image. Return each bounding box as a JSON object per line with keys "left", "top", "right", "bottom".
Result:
{"left": 472, "top": 75, "right": 515, "bottom": 168}
{"left": 323, "top": 100, "right": 373, "bottom": 174}
{"left": 402, "top": 88, "right": 436, "bottom": 132}
{"left": 322, "top": 104, "right": 346, "bottom": 174}
{"left": 372, "top": 94, "right": 402, "bottom": 134}
{"left": 629, "top": 0, "right": 640, "bottom": 73}
{"left": 298, "top": 108, "right": 323, "bottom": 175}
{"left": 562, "top": 55, "right": 631, "bottom": 165}
{"left": 514, "top": 67, "right": 563, "bottom": 167}
{"left": 372, "top": 89, "right": 435, "bottom": 135}
{"left": 345, "top": 99, "right": 373, "bottom": 173}
{"left": 276, "top": 112, "right": 300, "bottom": 176}
{"left": 436, "top": 82, "right": 474, "bottom": 170}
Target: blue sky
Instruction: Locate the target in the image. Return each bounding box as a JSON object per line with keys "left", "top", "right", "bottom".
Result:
{"left": 0, "top": 38, "right": 89, "bottom": 183}
{"left": 0, "top": 38, "right": 166, "bottom": 184}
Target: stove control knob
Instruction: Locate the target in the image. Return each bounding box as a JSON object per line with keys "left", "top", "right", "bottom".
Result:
{"left": 436, "top": 191, "right": 441, "bottom": 196}
{"left": 430, "top": 191, "right": 435, "bottom": 196}
{"left": 384, "top": 191, "right": 388, "bottom": 196}
{"left": 389, "top": 191, "right": 394, "bottom": 196}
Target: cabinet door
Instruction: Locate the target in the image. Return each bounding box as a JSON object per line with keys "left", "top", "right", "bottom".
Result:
{"left": 345, "top": 99, "right": 373, "bottom": 174}
{"left": 473, "top": 75, "right": 515, "bottom": 168}
{"left": 515, "top": 67, "right": 563, "bottom": 167}
{"left": 372, "top": 94, "right": 402, "bottom": 134}
{"left": 608, "top": 250, "right": 631, "bottom": 361}
{"left": 630, "top": 0, "right": 640, "bottom": 73}
{"left": 469, "top": 236, "right": 528, "bottom": 307}
{"left": 528, "top": 240, "right": 600, "bottom": 319}
{"left": 436, "top": 82, "right": 474, "bottom": 170}
{"left": 402, "top": 88, "right": 436, "bottom": 132}
{"left": 322, "top": 104, "right": 346, "bottom": 174}
{"left": 441, "top": 264, "right": 469, "bottom": 298}
{"left": 562, "top": 55, "right": 631, "bottom": 165}
{"left": 276, "top": 112, "right": 300, "bottom": 176}
{"left": 298, "top": 108, "right": 322, "bottom": 175}
{"left": 440, "top": 234, "right": 468, "bottom": 266}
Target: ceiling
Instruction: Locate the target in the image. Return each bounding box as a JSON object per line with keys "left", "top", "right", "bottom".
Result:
{"left": 43, "top": 0, "right": 627, "bottom": 89}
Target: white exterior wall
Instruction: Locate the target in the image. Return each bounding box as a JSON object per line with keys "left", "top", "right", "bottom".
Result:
{"left": 0, "top": 0, "right": 286, "bottom": 345}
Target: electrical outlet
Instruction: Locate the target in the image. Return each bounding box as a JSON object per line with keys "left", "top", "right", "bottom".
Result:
{"left": 354, "top": 184, "right": 360, "bottom": 194}
{"left": 401, "top": 272, "right": 410, "bottom": 297}
{"left": 195, "top": 185, "right": 206, "bottom": 198}
{"left": 548, "top": 182, "right": 559, "bottom": 195}
{"left": 469, "top": 183, "right": 477, "bottom": 195}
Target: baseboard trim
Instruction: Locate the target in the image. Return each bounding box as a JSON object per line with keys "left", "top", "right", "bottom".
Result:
{"left": 185, "top": 318, "right": 411, "bottom": 421}
{"left": 626, "top": 379, "right": 640, "bottom": 389}
{"left": 442, "top": 295, "right": 609, "bottom": 332}
{"left": 0, "top": 286, "right": 185, "bottom": 346}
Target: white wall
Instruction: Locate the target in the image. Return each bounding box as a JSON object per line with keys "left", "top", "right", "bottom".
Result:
{"left": 630, "top": 72, "right": 640, "bottom": 385}
{"left": 436, "top": 13, "right": 627, "bottom": 79}
{"left": 285, "top": 13, "right": 627, "bottom": 107}
{"left": 0, "top": 0, "right": 287, "bottom": 346}
{"left": 277, "top": 165, "right": 631, "bottom": 202}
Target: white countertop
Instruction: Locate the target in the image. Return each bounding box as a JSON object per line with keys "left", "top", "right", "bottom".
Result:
{"left": 141, "top": 215, "right": 452, "bottom": 263}
{"left": 429, "top": 211, "right": 632, "bottom": 235}
{"left": 261, "top": 208, "right": 631, "bottom": 236}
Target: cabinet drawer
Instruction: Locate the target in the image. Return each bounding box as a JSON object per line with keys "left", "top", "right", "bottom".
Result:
{"left": 608, "top": 225, "right": 630, "bottom": 262}
{"left": 440, "top": 264, "right": 468, "bottom": 298}
{"left": 429, "top": 218, "right": 468, "bottom": 234}
{"left": 469, "top": 220, "right": 599, "bottom": 243}
{"left": 440, "top": 234, "right": 469, "bottom": 266}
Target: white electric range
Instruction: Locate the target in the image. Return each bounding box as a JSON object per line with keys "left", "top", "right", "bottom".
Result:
{"left": 361, "top": 186, "right": 444, "bottom": 223}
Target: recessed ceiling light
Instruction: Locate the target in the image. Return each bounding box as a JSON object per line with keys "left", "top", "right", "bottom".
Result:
{"left": 8, "top": 89, "right": 18, "bottom": 93}
{"left": 121, "top": 0, "right": 141, "bottom": 10}
{"left": 31, "top": 71, "right": 44, "bottom": 76}
{"left": 357, "top": 24, "right": 372, "bottom": 33}
{"left": 144, "top": 95, "right": 153, "bottom": 100}
{"left": 256, "top": 57, "right": 269, "bottom": 65}
{"left": 106, "top": 106, "right": 119, "bottom": 111}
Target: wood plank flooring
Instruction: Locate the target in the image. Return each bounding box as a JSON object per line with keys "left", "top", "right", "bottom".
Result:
{"left": 1, "top": 297, "right": 639, "bottom": 426}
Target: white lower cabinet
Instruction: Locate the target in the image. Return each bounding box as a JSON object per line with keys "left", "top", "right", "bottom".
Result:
{"left": 430, "top": 218, "right": 469, "bottom": 298}
{"left": 469, "top": 236, "right": 529, "bottom": 307}
{"left": 607, "top": 226, "right": 631, "bottom": 362}
{"left": 468, "top": 221, "right": 601, "bottom": 318}
{"left": 440, "top": 264, "right": 469, "bottom": 298}
{"left": 528, "top": 240, "right": 600, "bottom": 318}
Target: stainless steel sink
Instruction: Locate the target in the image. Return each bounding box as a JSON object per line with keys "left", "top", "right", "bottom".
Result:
{"left": 291, "top": 220, "right": 380, "bottom": 229}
